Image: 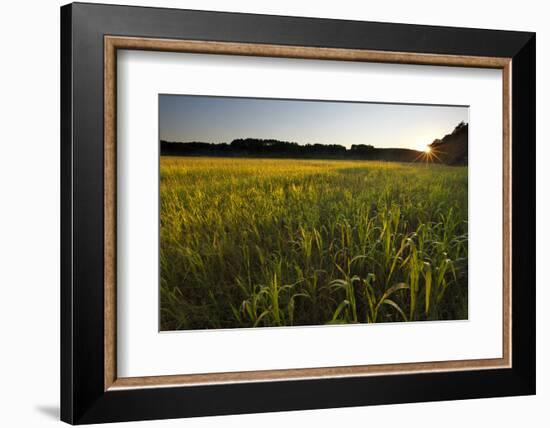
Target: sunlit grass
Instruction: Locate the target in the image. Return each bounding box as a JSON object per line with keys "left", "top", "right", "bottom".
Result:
{"left": 160, "top": 156, "right": 468, "bottom": 330}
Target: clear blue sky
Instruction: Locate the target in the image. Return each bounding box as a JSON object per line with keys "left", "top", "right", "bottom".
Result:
{"left": 159, "top": 94, "right": 468, "bottom": 151}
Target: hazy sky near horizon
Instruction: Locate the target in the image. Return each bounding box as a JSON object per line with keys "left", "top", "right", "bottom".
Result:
{"left": 159, "top": 95, "right": 468, "bottom": 151}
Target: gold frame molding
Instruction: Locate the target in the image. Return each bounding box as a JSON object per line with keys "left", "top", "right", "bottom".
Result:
{"left": 104, "top": 35, "right": 512, "bottom": 391}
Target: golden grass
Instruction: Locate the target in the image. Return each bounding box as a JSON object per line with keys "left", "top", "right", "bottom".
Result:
{"left": 160, "top": 156, "right": 468, "bottom": 330}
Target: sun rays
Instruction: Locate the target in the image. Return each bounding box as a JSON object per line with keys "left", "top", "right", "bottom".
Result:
{"left": 414, "top": 144, "right": 443, "bottom": 164}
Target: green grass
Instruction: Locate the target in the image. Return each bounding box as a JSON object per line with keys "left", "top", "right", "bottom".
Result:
{"left": 160, "top": 156, "right": 468, "bottom": 330}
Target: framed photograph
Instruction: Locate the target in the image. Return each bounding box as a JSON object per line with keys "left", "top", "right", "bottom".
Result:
{"left": 61, "top": 2, "right": 535, "bottom": 424}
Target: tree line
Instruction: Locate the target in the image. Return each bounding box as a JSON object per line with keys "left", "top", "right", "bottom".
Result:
{"left": 161, "top": 137, "right": 422, "bottom": 162}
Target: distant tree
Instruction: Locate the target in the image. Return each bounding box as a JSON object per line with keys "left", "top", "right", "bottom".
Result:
{"left": 453, "top": 121, "right": 467, "bottom": 134}
{"left": 350, "top": 144, "right": 375, "bottom": 156}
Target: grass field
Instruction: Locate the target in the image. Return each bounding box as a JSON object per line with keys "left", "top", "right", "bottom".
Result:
{"left": 160, "top": 156, "right": 468, "bottom": 331}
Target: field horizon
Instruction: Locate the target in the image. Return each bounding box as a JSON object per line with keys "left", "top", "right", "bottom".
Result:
{"left": 160, "top": 121, "right": 469, "bottom": 166}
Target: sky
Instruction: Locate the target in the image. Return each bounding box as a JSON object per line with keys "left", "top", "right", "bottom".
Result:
{"left": 159, "top": 94, "right": 468, "bottom": 151}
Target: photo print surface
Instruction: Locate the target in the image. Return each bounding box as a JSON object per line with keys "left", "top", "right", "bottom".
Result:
{"left": 159, "top": 94, "right": 469, "bottom": 331}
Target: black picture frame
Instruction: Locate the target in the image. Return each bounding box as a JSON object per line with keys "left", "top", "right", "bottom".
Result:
{"left": 61, "top": 2, "right": 535, "bottom": 424}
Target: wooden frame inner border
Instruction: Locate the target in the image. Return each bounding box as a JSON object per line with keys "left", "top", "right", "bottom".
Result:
{"left": 104, "top": 35, "right": 512, "bottom": 391}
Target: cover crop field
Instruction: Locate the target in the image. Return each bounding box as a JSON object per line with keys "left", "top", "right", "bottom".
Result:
{"left": 160, "top": 157, "right": 468, "bottom": 331}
